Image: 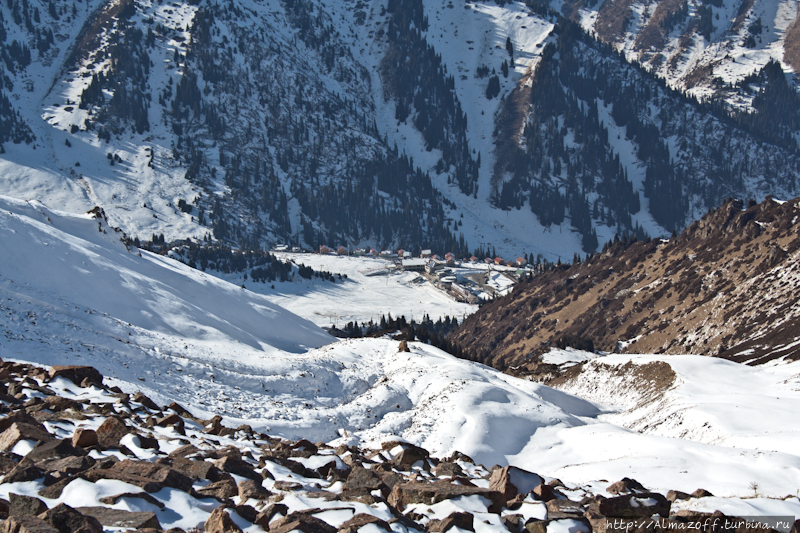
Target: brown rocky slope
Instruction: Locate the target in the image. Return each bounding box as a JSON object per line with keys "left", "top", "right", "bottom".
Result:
{"left": 449, "top": 197, "right": 800, "bottom": 372}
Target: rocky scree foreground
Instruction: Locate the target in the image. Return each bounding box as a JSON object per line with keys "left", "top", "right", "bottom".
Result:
{"left": 0, "top": 359, "right": 797, "bottom": 533}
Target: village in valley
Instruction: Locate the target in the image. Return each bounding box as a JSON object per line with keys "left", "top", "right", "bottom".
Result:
{"left": 271, "top": 243, "right": 544, "bottom": 304}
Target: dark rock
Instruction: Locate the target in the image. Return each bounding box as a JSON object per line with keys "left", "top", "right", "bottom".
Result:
{"left": 502, "top": 514, "right": 524, "bottom": 533}
{"left": 0, "top": 413, "right": 45, "bottom": 434}
{"left": 8, "top": 493, "right": 47, "bottom": 516}
{"left": 342, "top": 466, "right": 385, "bottom": 496}
{"left": 234, "top": 504, "right": 258, "bottom": 523}
{"left": 150, "top": 467, "right": 193, "bottom": 492}
{"left": 38, "top": 503, "right": 103, "bottom": 533}
{"left": 135, "top": 434, "right": 159, "bottom": 450}
{"left": 132, "top": 392, "right": 160, "bottom": 411}
{"left": 39, "top": 455, "right": 94, "bottom": 476}
{"left": 47, "top": 366, "right": 102, "bottom": 388}
{"left": 525, "top": 519, "right": 549, "bottom": 533}
{"left": 339, "top": 513, "right": 392, "bottom": 533}
{"left": 667, "top": 490, "right": 691, "bottom": 502}
{"left": 489, "top": 466, "right": 544, "bottom": 503}
{"left": 168, "top": 444, "right": 199, "bottom": 459}
{"left": 0, "top": 422, "right": 54, "bottom": 452}
{"left": 433, "top": 462, "right": 464, "bottom": 478}
{"left": 427, "top": 511, "right": 474, "bottom": 532}
{"left": 76, "top": 507, "right": 161, "bottom": 530}
{"left": 691, "top": 489, "right": 714, "bottom": 498}
{"left": 270, "top": 511, "right": 337, "bottom": 533}
{"left": 607, "top": 478, "right": 647, "bottom": 495}
{"left": 37, "top": 474, "right": 81, "bottom": 499}
{"left": 95, "top": 416, "right": 129, "bottom": 448}
{"left": 41, "top": 397, "right": 78, "bottom": 412}
{"left": 204, "top": 507, "right": 242, "bottom": 533}
{"left": 253, "top": 503, "right": 289, "bottom": 530}
{"left": 590, "top": 492, "right": 670, "bottom": 519}
{"left": 533, "top": 483, "right": 559, "bottom": 502}
{"left": 83, "top": 469, "right": 162, "bottom": 492}
{"left": 98, "top": 492, "right": 165, "bottom": 508}
{"left": 391, "top": 446, "right": 429, "bottom": 470}
{"left": 274, "top": 480, "right": 303, "bottom": 491}
{"left": 4, "top": 460, "right": 44, "bottom": 483}
{"left": 156, "top": 413, "right": 185, "bottom": 433}
{"left": 213, "top": 456, "right": 261, "bottom": 481}
{"left": 1, "top": 514, "right": 59, "bottom": 533}
{"left": 238, "top": 479, "right": 271, "bottom": 501}
{"left": 25, "top": 439, "right": 85, "bottom": 463}
{"left": 71, "top": 429, "right": 98, "bottom": 448}
{"left": 545, "top": 499, "right": 585, "bottom": 518}
{"left": 195, "top": 478, "right": 238, "bottom": 501}
{"left": 389, "top": 481, "right": 504, "bottom": 513}
{"left": 170, "top": 457, "right": 223, "bottom": 481}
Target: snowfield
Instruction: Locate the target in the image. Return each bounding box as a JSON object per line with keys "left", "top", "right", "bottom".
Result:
{"left": 2, "top": 195, "right": 800, "bottom": 519}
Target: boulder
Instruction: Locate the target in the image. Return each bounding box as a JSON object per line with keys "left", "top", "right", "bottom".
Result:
{"left": 25, "top": 439, "right": 84, "bottom": 464}
{"left": 170, "top": 457, "right": 223, "bottom": 481}
{"left": 339, "top": 513, "right": 392, "bottom": 533}
{"left": 238, "top": 479, "right": 271, "bottom": 501}
{"left": 234, "top": 504, "right": 258, "bottom": 523}
{"left": 41, "top": 397, "right": 78, "bottom": 412}
{"left": 95, "top": 416, "right": 129, "bottom": 448}
{"left": 607, "top": 478, "right": 647, "bottom": 495}
{"left": 533, "top": 484, "right": 558, "bottom": 502}
{"left": 3, "top": 460, "right": 44, "bottom": 484}
{"left": 83, "top": 469, "right": 162, "bottom": 492}
{"left": 47, "top": 366, "right": 102, "bottom": 388}
{"left": 427, "top": 512, "right": 474, "bottom": 532}
{"left": 391, "top": 446, "right": 429, "bottom": 470}
{"left": 0, "top": 422, "right": 54, "bottom": 452}
{"left": 691, "top": 489, "right": 714, "bottom": 498}
{"left": 98, "top": 492, "right": 165, "bottom": 508}
{"left": 253, "top": 503, "right": 289, "bottom": 530}
{"left": 71, "top": 429, "right": 98, "bottom": 448}
{"left": 8, "top": 493, "right": 47, "bottom": 516}
{"left": 666, "top": 490, "right": 691, "bottom": 502}
{"left": 269, "top": 511, "right": 337, "bottom": 533}
{"left": 433, "top": 462, "right": 464, "bottom": 478}
{"left": 38, "top": 503, "right": 103, "bottom": 533}
{"left": 150, "top": 467, "right": 193, "bottom": 492}
{"left": 213, "top": 456, "right": 261, "bottom": 481}
{"left": 591, "top": 493, "right": 670, "bottom": 519}
{"left": 489, "top": 466, "right": 544, "bottom": 503}
{"left": 132, "top": 392, "right": 160, "bottom": 411}
{"left": 545, "top": 499, "right": 585, "bottom": 519}
{"left": 399, "top": 340, "right": 410, "bottom": 352}
{"left": 195, "top": 478, "right": 238, "bottom": 501}
{"left": 168, "top": 444, "right": 199, "bottom": 459}
{"left": 204, "top": 507, "right": 242, "bottom": 533}
{"left": 76, "top": 507, "right": 161, "bottom": 530}
{"left": 1, "top": 515, "right": 59, "bottom": 533}
{"left": 389, "top": 481, "right": 504, "bottom": 513}
{"left": 39, "top": 455, "right": 94, "bottom": 476}
{"left": 342, "top": 466, "right": 385, "bottom": 496}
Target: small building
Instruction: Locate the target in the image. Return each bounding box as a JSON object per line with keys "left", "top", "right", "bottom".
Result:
{"left": 291, "top": 246, "right": 301, "bottom": 253}
{"left": 494, "top": 257, "right": 504, "bottom": 265}
{"left": 516, "top": 257, "right": 527, "bottom": 267}
{"left": 402, "top": 258, "right": 427, "bottom": 272}
{"left": 273, "top": 244, "right": 288, "bottom": 252}
{"left": 425, "top": 260, "right": 443, "bottom": 274}
{"left": 421, "top": 249, "right": 432, "bottom": 258}
{"left": 469, "top": 256, "right": 478, "bottom": 263}
{"left": 319, "top": 245, "right": 331, "bottom": 254}
{"left": 336, "top": 246, "right": 348, "bottom": 255}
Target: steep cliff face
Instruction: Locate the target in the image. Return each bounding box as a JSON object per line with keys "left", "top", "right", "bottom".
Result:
{"left": 449, "top": 197, "right": 800, "bottom": 371}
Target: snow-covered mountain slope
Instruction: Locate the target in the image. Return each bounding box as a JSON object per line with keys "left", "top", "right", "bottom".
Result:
{"left": 4, "top": 195, "right": 800, "bottom": 500}
{"left": 551, "top": 352, "right": 800, "bottom": 455}
{"left": 2, "top": 0, "right": 800, "bottom": 262}
{"left": 558, "top": 0, "right": 800, "bottom": 104}
{"left": 0, "top": 194, "right": 332, "bottom": 363}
